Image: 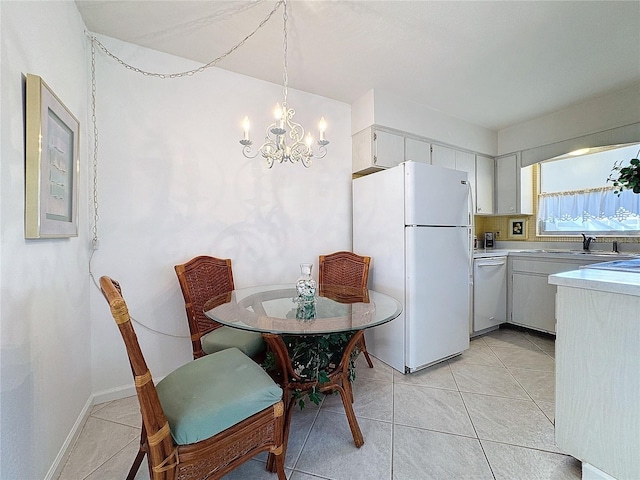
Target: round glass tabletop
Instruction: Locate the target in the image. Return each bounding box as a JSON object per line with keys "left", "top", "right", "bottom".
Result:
{"left": 203, "top": 284, "right": 402, "bottom": 335}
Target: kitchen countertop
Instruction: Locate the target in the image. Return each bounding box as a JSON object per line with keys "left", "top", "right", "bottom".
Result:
{"left": 474, "top": 248, "right": 639, "bottom": 261}
{"left": 549, "top": 261, "right": 640, "bottom": 297}
{"left": 473, "top": 249, "right": 515, "bottom": 258}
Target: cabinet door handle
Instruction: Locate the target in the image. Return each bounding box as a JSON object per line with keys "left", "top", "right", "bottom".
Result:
{"left": 477, "top": 261, "right": 506, "bottom": 267}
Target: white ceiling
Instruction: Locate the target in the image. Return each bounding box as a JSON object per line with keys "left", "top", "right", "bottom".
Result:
{"left": 76, "top": 0, "right": 640, "bottom": 131}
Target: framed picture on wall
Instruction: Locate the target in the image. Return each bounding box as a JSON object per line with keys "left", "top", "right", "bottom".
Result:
{"left": 25, "top": 74, "right": 79, "bottom": 238}
{"left": 509, "top": 218, "right": 526, "bottom": 238}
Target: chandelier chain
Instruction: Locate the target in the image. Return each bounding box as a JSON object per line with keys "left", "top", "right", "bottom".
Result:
{"left": 282, "top": 0, "right": 288, "bottom": 105}
{"left": 89, "top": 0, "right": 284, "bottom": 79}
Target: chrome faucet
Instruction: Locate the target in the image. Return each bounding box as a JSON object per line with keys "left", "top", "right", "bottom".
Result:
{"left": 582, "top": 233, "right": 596, "bottom": 251}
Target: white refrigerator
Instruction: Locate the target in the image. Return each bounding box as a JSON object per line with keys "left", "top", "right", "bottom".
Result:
{"left": 353, "top": 161, "right": 472, "bottom": 373}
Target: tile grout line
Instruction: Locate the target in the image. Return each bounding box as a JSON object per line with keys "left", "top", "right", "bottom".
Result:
{"left": 485, "top": 332, "right": 557, "bottom": 428}
{"left": 290, "top": 398, "right": 324, "bottom": 475}
{"left": 390, "top": 363, "right": 395, "bottom": 480}
{"left": 448, "top": 358, "right": 497, "bottom": 480}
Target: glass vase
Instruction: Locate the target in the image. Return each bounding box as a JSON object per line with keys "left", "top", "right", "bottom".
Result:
{"left": 296, "top": 263, "right": 317, "bottom": 303}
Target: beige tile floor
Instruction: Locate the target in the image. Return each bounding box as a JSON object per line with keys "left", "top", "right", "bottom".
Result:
{"left": 58, "top": 327, "right": 581, "bottom": 480}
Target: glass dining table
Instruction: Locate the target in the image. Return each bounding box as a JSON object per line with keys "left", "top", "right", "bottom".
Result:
{"left": 203, "top": 284, "right": 402, "bottom": 467}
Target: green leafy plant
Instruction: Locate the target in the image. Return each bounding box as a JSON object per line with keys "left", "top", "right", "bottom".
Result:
{"left": 283, "top": 332, "right": 359, "bottom": 410}
{"left": 608, "top": 149, "right": 640, "bottom": 195}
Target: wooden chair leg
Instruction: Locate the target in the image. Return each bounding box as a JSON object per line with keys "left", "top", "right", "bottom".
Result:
{"left": 125, "top": 447, "right": 146, "bottom": 480}
{"left": 360, "top": 336, "right": 374, "bottom": 368}
{"left": 267, "top": 393, "right": 296, "bottom": 473}
{"left": 271, "top": 448, "right": 286, "bottom": 480}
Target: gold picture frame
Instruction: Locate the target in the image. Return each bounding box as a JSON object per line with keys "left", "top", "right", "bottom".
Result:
{"left": 509, "top": 218, "right": 526, "bottom": 238}
{"left": 25, "top": 74, "right": 79, "bottom": 238}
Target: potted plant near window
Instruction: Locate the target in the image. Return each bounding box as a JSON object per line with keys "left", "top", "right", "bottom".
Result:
{"left": 608, "top": 149, "right": 640, "bottom": 195}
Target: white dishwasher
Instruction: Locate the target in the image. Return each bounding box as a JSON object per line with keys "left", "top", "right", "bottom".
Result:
{"left": 473, "top": 256, "right": 507, "bottom": 334}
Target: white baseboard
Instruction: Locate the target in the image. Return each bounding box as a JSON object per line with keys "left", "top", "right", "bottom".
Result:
{"left": 45, "top": 382, "right": 149, "bottom": 480}
{"left": 44, "top": 396, "right": 93, "bottom": 480}
{"left": 583, "top": 463, "right": 617, "bottom": 480}
{"left": 92, "top": 383, "right": 137, "bottom": 405}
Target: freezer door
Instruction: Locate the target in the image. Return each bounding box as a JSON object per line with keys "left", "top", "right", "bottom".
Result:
{"left": 405, "top": 225, "right": 470, "bottom": 371}
{"left": 404, "top": 161, "right": 469, "bottom": 227}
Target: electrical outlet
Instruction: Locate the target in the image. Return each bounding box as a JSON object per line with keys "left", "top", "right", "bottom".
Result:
{"left": 496, "top": 231, "right": 500, "bottom": 238}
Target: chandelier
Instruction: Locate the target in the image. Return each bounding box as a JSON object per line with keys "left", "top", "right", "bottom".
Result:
{"left": 240, "top": 0, "right": 329, "bottom": 168}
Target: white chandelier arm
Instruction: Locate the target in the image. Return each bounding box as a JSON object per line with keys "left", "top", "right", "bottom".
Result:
{"left": 240, "top": 143, "right": 259, "bottom": 159}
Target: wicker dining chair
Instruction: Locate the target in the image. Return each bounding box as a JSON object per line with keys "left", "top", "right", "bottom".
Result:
{"left": 318, "top": 251, "right": 374, "bottom": 368}
{"left": 99, "top": 276, "right": 286, "bottom": 480}
{"left": 175, "top": 256, "right": 265, "bottom": 360}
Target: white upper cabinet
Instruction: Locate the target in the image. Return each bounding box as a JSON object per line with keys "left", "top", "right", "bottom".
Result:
{"left": 353, "top": 127, "right": 433, "bottom": 174}
{"left": 476, "top": 155, "right": 494, "bottom": 214}
{"left": 374, "top": 130, "right": 405, "bottom": 168}
{"left": 455, "top": 150, "right": 476, "bottom": 213}
{"left": 353, "top": 129, "right": 495, "bottom": 216}
{"left": 431, "top": 144, "right": 456, "bottom": 169}
{"left": 404, "top": 137, "right": 431, "bottom": 164}
{"left": 432, "top": 144, "right": 492, "bottom": 215}
{"left": 352, "top": 127, "right": 404, "bottom": 174}
{"left": 495, "top": 153, "right": 533, "bottom": 215}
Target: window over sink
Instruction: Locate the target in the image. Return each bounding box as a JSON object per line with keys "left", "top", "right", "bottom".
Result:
{"left": 537, "top": 143, "right": 640, "bottom": 236}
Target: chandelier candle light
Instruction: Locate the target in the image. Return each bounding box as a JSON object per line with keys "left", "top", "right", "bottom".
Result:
{"left": 240, "top": 0, "right": 328, "bottom": 168}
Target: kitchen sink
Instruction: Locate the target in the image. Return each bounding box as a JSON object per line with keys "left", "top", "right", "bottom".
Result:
{"left": 568, "top": 250, "right": 620, "bottom": 255}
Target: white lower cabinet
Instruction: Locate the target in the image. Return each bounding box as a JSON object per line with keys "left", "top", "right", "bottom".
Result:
{"left": 511, "top": 271, "right": 558, "bottom": 333}
{"left": 508, "top": 256, "right": 612, "bottom": 334}
{"left": 553, "top": 283, "right": 640, "bottom": 480}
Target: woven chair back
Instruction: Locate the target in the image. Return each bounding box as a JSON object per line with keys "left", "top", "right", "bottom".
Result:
{"left": 175, "top": 256, "right": 235, "bottom": 358}
{"left": 99, "top": 276, "right": 177, "bottom": 480}
{"left": 318, "top": 251, "right": 370, "bottom": 289}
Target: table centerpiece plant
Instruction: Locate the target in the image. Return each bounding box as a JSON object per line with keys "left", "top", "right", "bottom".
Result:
{"left": 263, "top": 333, "right": 360, "bottom": 410}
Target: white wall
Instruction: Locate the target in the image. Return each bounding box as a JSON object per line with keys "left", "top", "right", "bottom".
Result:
{"left": 0, "top": 2, "right": 91, "bottom": 479}
{"left": 498, "top": 82, "right": 640, "bottom": 155}
{"left": 88, "top": 36, "right": 353, "bottom": 395}
{"left": 0, "top": 4, "right": 352, "bottom": 478}
{"left": 352, "top": 89, "right": 498, "bottom": 156}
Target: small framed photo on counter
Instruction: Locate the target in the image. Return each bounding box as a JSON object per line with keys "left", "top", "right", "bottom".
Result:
{"left": 509, "top": 218, "right": 526, "bottom": 238}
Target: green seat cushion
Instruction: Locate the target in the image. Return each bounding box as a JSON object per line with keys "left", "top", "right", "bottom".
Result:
{"left": 201, "top": 326, "right": 265, "bottom": 358}
{"left": 156, "top": 347, "right": 282, "bottom": 445}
